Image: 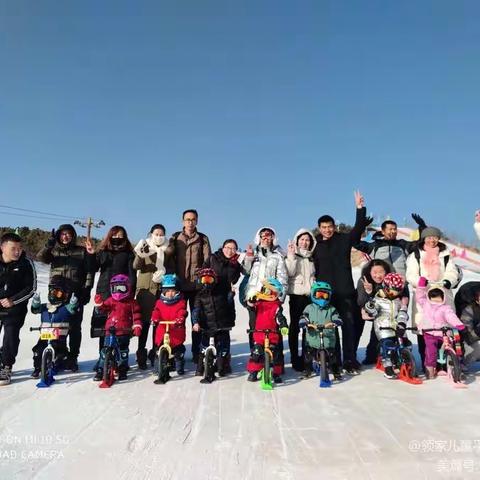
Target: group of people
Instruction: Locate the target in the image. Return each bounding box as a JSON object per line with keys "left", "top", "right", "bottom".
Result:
{"left": 1, "top": 197, "right": 480, "bottom": 387}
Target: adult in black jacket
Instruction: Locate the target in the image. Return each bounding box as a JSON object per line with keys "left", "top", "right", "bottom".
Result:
{"left": 37, "top": 224, "right": 96, "bottom": 371}
{"left": 92, "top": 226, "right": 136, "bottom": 355}
{"left": 1, "top": 233, "right": 36, "bottom": 385}
{"left": 354, "top": 215, "right": 426, "bottom": 277}
{"left": 312, "top": 191, "right": 369, "bottom": 374}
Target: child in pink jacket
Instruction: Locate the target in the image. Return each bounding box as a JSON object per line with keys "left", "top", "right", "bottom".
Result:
{"left": 416, "top": 276, "right": 465, "bottom": 378}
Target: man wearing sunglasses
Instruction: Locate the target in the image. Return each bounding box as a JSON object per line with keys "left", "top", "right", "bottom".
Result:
{"left": 312, "top": 191, "right": 370, "bottom": 375}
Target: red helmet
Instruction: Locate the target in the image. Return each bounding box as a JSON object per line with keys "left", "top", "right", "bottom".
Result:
{"left": 383, "top": 273, "right": 405, "bottom": 291}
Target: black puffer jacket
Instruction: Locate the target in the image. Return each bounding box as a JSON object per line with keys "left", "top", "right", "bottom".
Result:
{"left": 313, "top": 207, "right": 367, "bottom": 299}
{"left": 203, "top": 249, "right": 242, "bottom": 294}
{"left": 37, "top": 224, "right": 95, "bottom": 303}
{"left": 0, "top": 251, "right": 36, "bottom": 318}
{"left": 94, "top": 250, "right": 136, "bottom": 300}
{"left": 193, "top": 286, "right": 235, "bottom": 333}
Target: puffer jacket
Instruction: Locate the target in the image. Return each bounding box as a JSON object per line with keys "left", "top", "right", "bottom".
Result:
{"left": 242, "top": 227, "right": 288, "bottom": 302}
{"left": 415, "top": 286, "right": 464, "bottom": 337}
{"left": 406, "top": 243, "right": 460, "bottom": 328}
{"left": 286, "top": 228, "right": 316, "bottom": 296}
{"left": 96, "top": 297, "right": 142, "bottom": 336}
{"left": 301, "top": 303, "right": 340, "bottom": 350}
{"left": 0, "top": 251, "right": 36, "bottom": 318}
{"left": 203, "top": 249, "right": 242, "bottom": 295}
{"left": 251, "top": 299, "right": 288, "bottom": 346}
{"left": 192, "top": 285, "right": 235, "bottom": 333}
{"left": 151, "top": 297, "right": 188, "bottom": 348}
{"left": 364, "top": 292, "right": 407, "bottom": 340}
{"left": 37, "top": 224, "right": 95, "bottom": 303}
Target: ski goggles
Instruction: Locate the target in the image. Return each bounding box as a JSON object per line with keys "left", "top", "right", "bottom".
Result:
{"left": 48, "top": 288, "right": 65, "bottom": 299}
{"left": 313, "top": 290, "right": 330, "bottom": 300}
{"left": 200, "top": 275, "right": 215, "bottom": 285}
{"left": 111, "top": 284, "right": 128, "bottom": 293}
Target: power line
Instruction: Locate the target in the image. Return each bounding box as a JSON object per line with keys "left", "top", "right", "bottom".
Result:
{"left": 0, "top": 210, "right": 72, "bottom": 222}
{"left": 0, "top": 204, "right": 79, "bottom": 220}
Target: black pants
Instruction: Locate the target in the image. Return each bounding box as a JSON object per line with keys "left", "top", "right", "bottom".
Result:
{"left": 136, "top": 290, "right": 157, "bottom": 354}
{"left": 32, "top": 339, "right": 68, "bottom": 370}
{"left": 331, "top": 295, "right": 360, "bottom": 366}
{"left": 68, "top": 305, "right": 84, "bottom": 357}
{"left": 360, "top": 322, "right": 379, "bottom": 362}
{"left": 201, "top": 330, "right": 230, "bottom": 356}
{"left": 1, "top": 313, "right": 26, "bottom": 367}
{"left": 288, "top": 294, "right": 309, "bottom": 366}
{"left": 183, "top": 290, "right": 201, "bottom": 356}
{"left": 417, "top": 334, "right": 426, "bottom": 370}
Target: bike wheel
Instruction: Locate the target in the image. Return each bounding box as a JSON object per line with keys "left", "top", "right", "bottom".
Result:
{"left": 157, "top": 348, "right": 169, "bottom": 383}
{"left": 103, "top": 349, "right": 116, "bottom": 386}
{"left": 41, "top": 349, "right": 53, "bottom": 385}
{"left": 204, "top": 348, "right": 216, "bottom": 382}
{"left": 319, "top": 349, "right": 329, "bottom": 383}
{"left": 400, "top": 348, "right": 417, "bottom": 377}
{"left": 445, "top": 350, "right": 461, "bottom": 383}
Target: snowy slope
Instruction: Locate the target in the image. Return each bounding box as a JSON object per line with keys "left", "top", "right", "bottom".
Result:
{"left": 1, "top": 263, "right": 480, "bottom": 480}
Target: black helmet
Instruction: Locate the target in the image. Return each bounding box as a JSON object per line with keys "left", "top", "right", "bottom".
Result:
{"left": 48, "top": 276, "right": 70, "bottom": 305}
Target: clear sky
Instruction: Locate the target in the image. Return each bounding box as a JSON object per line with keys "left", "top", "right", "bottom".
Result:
{"left": 1, "top": 1, "right": 479, "bottom": 250}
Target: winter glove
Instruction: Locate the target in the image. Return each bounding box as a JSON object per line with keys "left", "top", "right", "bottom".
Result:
{"left": 280, "top": 327, "right": 289, "bottom": 336}
{"left": 32, "top": 293, "right": 41, "bottom": 309}
{"left": 298, "top": 315, "right": 309, "bottom": 329}
{"left": 396, "top": 322, "right": 407, "bottom": 337}
{"left": 332, "top": 317, "right": 343, "bottom": 327}
{"left": 227, "top": 291, "right": 235, "bottom": 304}
{"left": 364, "top": 300, "right": 378, "bottom": 317}
{"left": 364, "top": 216, "right": 374, "bottom": 227}
{"left": 46, "top": 229, "right": 56, "bottom": 249}
{"left": 418, "top": 277, "right": 428, "bottom": 288}
{"left": 443, "top": 279, "right": 452, "bottom": 290}
{"left": 132, "top": 324, "right": 142, "bottom": 337}
{"left": 174, "top": 318, "right": 184, "bottom": 328}
{"left": 397, "top": 310, "right": 409, "bottom": 324}
{"left": 66, "top": 294, "right": 79, "bottom": 314}
{"left": 152, "top": 271, "right": 165, "bottom": 284}
{"left": 94, "top": 294, "right": 103, "bottom": 307}
{"left": 229, "top": 253, "right": 240, "bottom": 265}
{"left": 411, "top": 213, "right": 427, "bottom": 230}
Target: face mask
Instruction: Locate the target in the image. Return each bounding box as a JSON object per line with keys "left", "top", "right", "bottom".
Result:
{"left": 111, "top": 237, "right": 125, "bottom": 248}
{"left": 152, "top": 235, "right": 165, "bottom": 246}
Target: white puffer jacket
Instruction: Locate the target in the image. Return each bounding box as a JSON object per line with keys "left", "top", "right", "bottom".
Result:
{"left": 286, "top": 228, "right": 317, "bottom": 296}
{"left": 242, "top": 227, "right": 287, "bottom": 302}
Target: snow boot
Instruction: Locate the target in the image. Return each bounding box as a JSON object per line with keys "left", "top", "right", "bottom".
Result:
{"left": 31, "top": 368, "right": 41, "bottom": 379}
{"left": 136, "top": 349, "right": 148, "bottom": 370}
{"left": 195, "top": 354, "right": 205, "bottom": 376}
{"left": 216, "top": 355, "right": 230, "bottom": 377}
{"left": 175, "top": 354, "right": 185, "bottom": 376}
{"left": 118, "top": 365, "right": 128, "bottom": 381}
{"left": 384, "top": 366, "right": 397, "bottom": 379}
{"left": 65, "top": 354, "right": 78, "bottom": 372}
{"left": 247, "top": 372, "right": 258, "bottom": 382}
{"left": 273, "top": 374, "right": 283, "bottom": 384}
{"left": 425, "top": 366, "right": 436, "bottom": 380}
{"left": 0, "top": 366, "right": 12, "bottom": 386}
{"left": 93, "top": 369, "right": 103, "bottom": 381}
{"left": 147, "top": 349, "right": 156, "bottom": 368}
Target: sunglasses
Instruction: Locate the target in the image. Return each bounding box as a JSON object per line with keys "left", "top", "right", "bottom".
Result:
{"left": 314, "top": 290, "right": 330, "bottom": 299}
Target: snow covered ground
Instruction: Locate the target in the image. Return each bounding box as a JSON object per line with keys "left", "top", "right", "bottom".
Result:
{"left": 2, "top": 263, "right": 480, "bottom": 480}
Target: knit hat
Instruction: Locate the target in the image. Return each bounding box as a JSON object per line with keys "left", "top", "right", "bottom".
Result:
{"left": 420, "top": 226, "right": 442, "bottom": 240}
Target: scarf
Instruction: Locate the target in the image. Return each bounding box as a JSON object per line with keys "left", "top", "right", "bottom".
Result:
{"left": 135, "top": 237, "right": 167, "bottom": 276}
{"left": 421, "top": 245, "right": 441, "bottom": 281}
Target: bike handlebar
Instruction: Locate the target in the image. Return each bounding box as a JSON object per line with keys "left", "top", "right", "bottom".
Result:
{"left": 379, "top": 326, "right": 417, "bottom": 331}
{"left": 422, "top": 326, "right": 456, "bottom": 333}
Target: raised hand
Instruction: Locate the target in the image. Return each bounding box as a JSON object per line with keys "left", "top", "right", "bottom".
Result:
{"left": 246, "top": 244, "right": 254, "bottom": 257}
{"left": 287, "top": 239, "right": 296, "bottom": 256}
{"left": 46, "top": 229, "right": 56, "bottom": 248}
{"left": 361, "top": 276, "right": 373, "bottom": 295}
{"left": 411, "top": 213, "right": 427, "bottom": 229}
{"left": 84, "top": 238, "right": 95, "bottom": 254}
{"left": 354, "top": 190, "right": 365, "bottom": 209}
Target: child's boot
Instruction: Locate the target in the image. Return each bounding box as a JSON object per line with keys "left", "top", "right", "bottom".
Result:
{"left": 425, "top": 366, "right": 435, "bottom": 379}
{"left": 195, "top": 353, "right": 205, "bottom": 376}
{"left": 118, "top": 364, "right": 128, "bottom": 381}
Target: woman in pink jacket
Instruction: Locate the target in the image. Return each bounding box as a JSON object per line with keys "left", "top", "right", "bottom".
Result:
{"left": 416, "top": 276, "right": 464, "bottom": 379}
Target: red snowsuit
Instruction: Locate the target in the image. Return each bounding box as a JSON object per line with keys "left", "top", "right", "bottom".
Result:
{"left": 247, "top": 299, "right": 286, "bottom": 375}
{"left": 97, "top": 297, "right": 142, "bottom": 336}
{"left": 151, "top": 298, "right": 188, "bottom": 349}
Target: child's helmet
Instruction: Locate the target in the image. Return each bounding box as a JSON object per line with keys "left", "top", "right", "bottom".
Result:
{"left": 257, "top": 277, "right": 283, "bottom": 301}
{"left": 110, "top": 274, "right": 131, "bottom": 301}
{"left": 48, "top": 275, "right": 70, "bottom": 305}
{"left": 160, "top": 274, "right": 181, "bottom": 304}
{"left": 382, "top": 273, "right": 405, "bottom": 298}
{"left": 197, "top": 268, "right": 217, "bottom": 288}
{"left": 311, "top": 281, "right": 332, "bottom": 307}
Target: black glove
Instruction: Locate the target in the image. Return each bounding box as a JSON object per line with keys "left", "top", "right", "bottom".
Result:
{"left": 364, "top": 216, "right": 374, "bottom": 227}
{"left": 46, "top": 229, "right": 56, "bottom": 248}
{"left": 411, "top": 213, "right": 427, "bottom": 230}
{"left": 396, "top": 322, "right": 406, "bottom": 337}
{"left": 443, "top": 280, "right": 452, "bottom": 289}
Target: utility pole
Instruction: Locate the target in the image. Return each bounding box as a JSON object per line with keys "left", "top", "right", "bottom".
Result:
{"left": 74, "top": 217, "right": 105, "bottom": 241}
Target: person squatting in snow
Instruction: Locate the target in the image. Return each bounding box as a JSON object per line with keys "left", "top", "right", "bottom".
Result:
{"left": 246, "top": 278, "right": 289, "bottom": 384}
{"left": 150, "top": 274, "right": 188, "bottom": 383}
{"left": 363, "top": 273, "right": 410, "bottom": 380}
{"left": 30, "top": 276, "right": 79, "bottom": 378}
{"left": 298, "top": 281, "right": 343, "bottom": 380}
{"left": 93, "top": 274, "right": 142, "bottom": 381}
{"left": 415, "top": 276, "right": 465, "bottom": 379}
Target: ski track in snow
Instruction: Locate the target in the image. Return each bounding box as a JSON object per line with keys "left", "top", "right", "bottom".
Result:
{"left": 1, "top": 263, "right": 480, "bottom": 479}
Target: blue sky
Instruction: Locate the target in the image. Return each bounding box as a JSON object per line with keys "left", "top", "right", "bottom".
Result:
{"left": 1, "top": 1, "right": 479, "bottom": 250}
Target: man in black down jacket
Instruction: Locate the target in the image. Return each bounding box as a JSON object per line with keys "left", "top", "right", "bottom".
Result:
{"left": 312, "top": 191, "right": 369, "bottom": 375}
{"left": 37, "top": 224, "right": 96, "bottom": 371}
{"left": 1, "top": 233, "right": 36, "bottom": 385}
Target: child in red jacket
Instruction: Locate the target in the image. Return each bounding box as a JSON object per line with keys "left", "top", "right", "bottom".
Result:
{"left": 93, "top": 274, "right": 142, "bottom": 381}
{"left": 151, "top": 274, "right": 188, "bottom": 383}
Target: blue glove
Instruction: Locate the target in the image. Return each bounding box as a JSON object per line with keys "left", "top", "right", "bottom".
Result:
{"left": 298, "top": 316, "right": 308, "bottom": 329}
{"left": 332, "top": 318, "right": 343, "bottom": 327}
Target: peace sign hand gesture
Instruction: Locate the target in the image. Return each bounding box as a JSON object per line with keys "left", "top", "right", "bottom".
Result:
{"left": 354, "top": 190, "right": 365, "bottom": 209}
